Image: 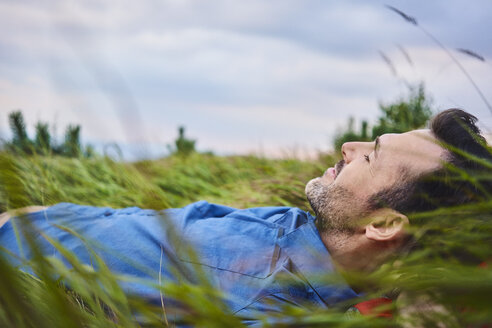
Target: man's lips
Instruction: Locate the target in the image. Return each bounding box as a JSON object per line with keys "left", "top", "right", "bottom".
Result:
{"left": 322, "top": 160, "right": 345, "bottom": 180}
{"left": 326, "top": 167, "right": 336, "bottom": 179}
{"left": 322, "top": 167, "right": 337, "bottom": 181}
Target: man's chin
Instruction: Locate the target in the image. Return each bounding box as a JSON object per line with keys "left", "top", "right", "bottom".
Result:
{"left": 305, "top": 174, "right": 333, "bottom": 195}
{"left": 305, "top": 177, "right": 322, "bottom": 197}
{"left": 305, "top": 176, "right": 331, "bottom": 208}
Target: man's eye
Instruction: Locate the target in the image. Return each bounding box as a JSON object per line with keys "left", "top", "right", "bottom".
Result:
{"left": 364, "top": 154, "right": 370, "bottom": 162}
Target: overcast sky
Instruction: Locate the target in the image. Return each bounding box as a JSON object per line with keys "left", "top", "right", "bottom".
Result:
{"left": 1, "top": 0, "right": 491, "bottom": 159}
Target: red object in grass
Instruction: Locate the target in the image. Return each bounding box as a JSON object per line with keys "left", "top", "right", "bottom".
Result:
{"left": 353, "top": 297, "right": 393, "bottom": 318}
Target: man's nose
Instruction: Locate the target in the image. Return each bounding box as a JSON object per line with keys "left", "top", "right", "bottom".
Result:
{"left": 341, "top": 142, "right": 355, "bottom": 163}
{"left": 341, "top": 142, "right": 372, "bottom": 163}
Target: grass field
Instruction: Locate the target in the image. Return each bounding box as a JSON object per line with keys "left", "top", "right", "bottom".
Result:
{"left": 1, "top": 150, "right": 492, "bottom": 327}
{"left": 0, "top": 151, "right": 336, "bottom": 213}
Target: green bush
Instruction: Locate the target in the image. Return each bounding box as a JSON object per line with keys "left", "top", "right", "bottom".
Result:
{"left": 334, "top": 83, "right": 433, "bottom": 150}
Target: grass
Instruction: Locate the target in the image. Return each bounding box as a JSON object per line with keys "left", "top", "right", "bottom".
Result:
{"left": 1, "top": 150, "right": 492, "bottom": 327}
{"left": 0, "top": 151, "right": 343, "bottom": 327}
{"left": 0, "top": 152, "right": 334, "bottom": 212}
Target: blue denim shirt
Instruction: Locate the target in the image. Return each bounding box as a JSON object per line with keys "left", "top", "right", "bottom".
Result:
{"left": 0, "top": 201, "right": 358, "bottom": 321}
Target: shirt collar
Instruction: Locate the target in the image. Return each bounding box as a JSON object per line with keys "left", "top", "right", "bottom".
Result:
{"left": 277, "top": 220, "right": 359, "bottom": 307}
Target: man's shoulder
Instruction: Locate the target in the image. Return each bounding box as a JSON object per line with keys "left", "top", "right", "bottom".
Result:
{"left": 173, "top": 202, "right": 318, "bottom": 285}
{"left": 181, "top": 201, "right": 314, "bottom": 230}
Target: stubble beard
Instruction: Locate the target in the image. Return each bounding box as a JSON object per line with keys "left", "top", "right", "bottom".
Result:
{"left": 305, "top": 177, "right": 364, "bottom": 234}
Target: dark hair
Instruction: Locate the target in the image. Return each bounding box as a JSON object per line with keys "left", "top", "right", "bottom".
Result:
{"left": 370, "top": 108, "right": 492, "bottom": 214}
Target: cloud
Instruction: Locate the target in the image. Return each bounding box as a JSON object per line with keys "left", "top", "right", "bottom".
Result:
{"left": 1, "top": 0, "right": 491, "bottom": 159}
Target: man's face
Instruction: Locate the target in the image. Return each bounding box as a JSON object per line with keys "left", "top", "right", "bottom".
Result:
{"left": 306, "top": 129, "right": 446, "bottom": 233}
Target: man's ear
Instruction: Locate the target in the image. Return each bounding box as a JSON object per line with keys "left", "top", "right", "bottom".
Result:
{"left": 365, "top": 208, "right": 409, "bottom": 242}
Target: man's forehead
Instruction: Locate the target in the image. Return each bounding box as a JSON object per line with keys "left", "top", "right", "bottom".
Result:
{"left": 383, "top": 129, "right": 437, "bottom": 146}
{"left": 405, "top": 128, "right": 432, "bottom": 137}
{"left": 383, "top": 128, "right": 445, "bottom": 172}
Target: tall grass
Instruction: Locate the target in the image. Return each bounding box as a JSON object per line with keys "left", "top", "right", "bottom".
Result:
{"left": 385, "top": 5, "right": 492, "bottom": 114}
{"left": 1, "top": 151, "right": 492, "bottom": 327}
{"left": 0, "top": 152, "right": 330, "bottom": 212}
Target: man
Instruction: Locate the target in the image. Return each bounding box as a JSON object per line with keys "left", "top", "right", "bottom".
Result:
{"left": 0, "top": 108, "right": 490, "bottom": 325}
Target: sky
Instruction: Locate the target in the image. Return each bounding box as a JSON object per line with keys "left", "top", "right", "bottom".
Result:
{"left": 1, "top": 0, "right": 491, "bottom": 160}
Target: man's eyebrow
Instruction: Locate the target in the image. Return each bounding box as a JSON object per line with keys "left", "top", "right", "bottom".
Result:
{"left": 374, "top": 136, "right": 381, "bottom": 158}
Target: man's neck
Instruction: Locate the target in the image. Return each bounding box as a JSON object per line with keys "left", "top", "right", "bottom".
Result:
{"left": 321, "top": 231, "right": 367, "bottom": 272}
{"left": 320, "top": 230, "right": 393, "bottom": 274}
